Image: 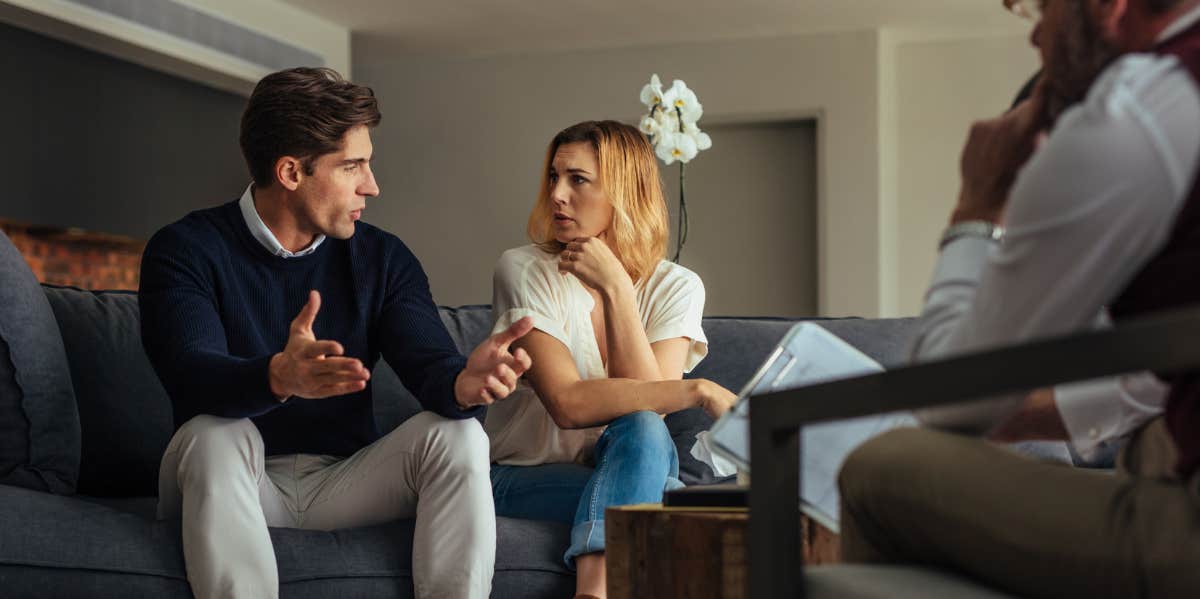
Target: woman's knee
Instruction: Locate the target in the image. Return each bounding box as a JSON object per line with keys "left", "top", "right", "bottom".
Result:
{"left": 608, "top": 411, "right": 674, "bottom": 454}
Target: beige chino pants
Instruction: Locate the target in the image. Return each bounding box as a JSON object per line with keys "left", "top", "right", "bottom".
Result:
{"left": 839, "top": 418, "right": 1200, "bottom": 598}
{"left": 157, "top": 411, "right": 496, "bottom": 599}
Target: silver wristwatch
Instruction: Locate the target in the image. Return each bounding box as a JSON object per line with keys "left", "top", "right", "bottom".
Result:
{"left": 938, "top": 220, "right": 1004, "bottom": 250}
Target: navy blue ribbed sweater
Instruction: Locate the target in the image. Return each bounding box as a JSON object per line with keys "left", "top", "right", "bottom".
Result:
{"left": 139, "top": 199, "right": 476, "bottom": 458}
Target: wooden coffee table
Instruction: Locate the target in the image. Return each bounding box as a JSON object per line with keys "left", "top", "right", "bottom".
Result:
{"left": 606, "top": 504, "right": 838, "bottom": 599}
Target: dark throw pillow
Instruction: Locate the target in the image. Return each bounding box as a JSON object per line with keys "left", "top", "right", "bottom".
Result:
{"left": 42, "top": 286, "right": 175, "bottom": 497}
{"left": 0, "top": 230, "right": 80, "bottom": 493}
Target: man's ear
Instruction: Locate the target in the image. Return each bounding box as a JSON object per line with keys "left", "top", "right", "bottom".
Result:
{"left": 1090, "top": 0, "right": 1130, "bottom": 42}
{"left": 275, "top": 156, "right": 303, "bottom": 192}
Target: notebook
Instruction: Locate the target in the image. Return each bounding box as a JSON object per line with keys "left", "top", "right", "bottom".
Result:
{"left": 707, "top": 322, "right": 917, "bottom": 531}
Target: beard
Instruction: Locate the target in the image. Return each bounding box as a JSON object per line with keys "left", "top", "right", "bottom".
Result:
{"left": 1041, "top": 1, "right": 1122, "bottom": 126}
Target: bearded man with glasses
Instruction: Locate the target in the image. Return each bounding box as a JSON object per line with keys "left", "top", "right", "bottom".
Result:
{"left": 837, "top": 1, "right": 1200, "bottom": 597}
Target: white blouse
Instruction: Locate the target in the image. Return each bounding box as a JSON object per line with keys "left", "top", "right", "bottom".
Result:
{"left": 484, "top": 245, "right": 708, "bottom": 465}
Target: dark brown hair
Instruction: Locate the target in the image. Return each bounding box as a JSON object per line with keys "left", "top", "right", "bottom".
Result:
{"left": 239, "top": 67, "right": 381, "bottom": 187}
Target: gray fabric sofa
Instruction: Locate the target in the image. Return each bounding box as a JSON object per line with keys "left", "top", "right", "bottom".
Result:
{"left": 0, "top": 224, "right": 1022, "bottom": 597}
{"left": 0, "top": 277, "right": 925, "bottom": 598}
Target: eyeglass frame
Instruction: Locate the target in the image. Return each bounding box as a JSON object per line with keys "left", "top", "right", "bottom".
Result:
{"left": 1004, "top": 0, "right": 1044, "bottom": 21}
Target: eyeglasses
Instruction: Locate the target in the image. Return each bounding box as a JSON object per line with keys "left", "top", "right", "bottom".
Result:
{"left": 1004, "top": 0, "right": 1043, "bottom": 21}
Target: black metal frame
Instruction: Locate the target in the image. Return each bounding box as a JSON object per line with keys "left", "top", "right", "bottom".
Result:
{"left": 747, "top": 305, "right": 1200, "bottom": 598}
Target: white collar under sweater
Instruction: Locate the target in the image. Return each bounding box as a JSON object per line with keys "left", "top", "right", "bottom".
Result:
{"left": 237, "top": 184, "right": 326, "bottom": 258}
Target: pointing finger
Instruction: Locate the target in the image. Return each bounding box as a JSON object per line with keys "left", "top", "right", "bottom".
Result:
{"left": 491, "top": 316, "right": 534, "bottom": 350}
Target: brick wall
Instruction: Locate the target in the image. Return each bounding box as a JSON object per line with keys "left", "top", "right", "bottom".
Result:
{"left": 1, "top": 220, "right": 144, "bottom": 291}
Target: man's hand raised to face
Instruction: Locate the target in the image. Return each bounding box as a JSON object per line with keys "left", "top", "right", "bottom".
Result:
{"left": 454, "top": 317, "right": 534, "bottom": 409}
{"left": 269, "top": 290, "right": 370, "bottom": 401}
{"left": 953, "top": 79, "right": 1049, "bottom": 224}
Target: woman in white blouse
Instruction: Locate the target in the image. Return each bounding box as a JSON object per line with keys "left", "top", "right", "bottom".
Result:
{"left": 484, "top": 120, "right": 737, "bottom": 599}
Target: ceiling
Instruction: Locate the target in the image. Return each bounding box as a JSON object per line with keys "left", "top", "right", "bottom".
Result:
{"left": 278, "top": 0, "right": 1029, "bottom": 58}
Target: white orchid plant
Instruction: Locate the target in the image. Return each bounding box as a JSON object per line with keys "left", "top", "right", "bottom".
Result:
{"left": 639, "top": 74, "right": 712, "bottom": 164}
{"left": 638, "top": 74, "right": 711, "bottom": 262}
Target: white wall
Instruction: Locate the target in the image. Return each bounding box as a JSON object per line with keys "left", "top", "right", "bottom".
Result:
{"left": 356, "top": 30, "right": 1036, "bottom": 316}
{"left": 356, "top": 30, "right": 889, "bottom": 316}
{"left": 893, "top": 34, "right": 1038, "bottom": 315}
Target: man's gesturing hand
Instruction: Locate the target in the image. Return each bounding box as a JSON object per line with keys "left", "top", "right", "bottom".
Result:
{"left": 269, "top": 290, "right": 370, "bottom": 401}
{"left": 454, "top": 316, "right": 534, "bottom": 409}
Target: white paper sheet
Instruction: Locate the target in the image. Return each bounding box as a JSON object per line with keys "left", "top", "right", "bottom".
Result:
{"left": 705, "top": 323, "right": 918, "bottom": 532}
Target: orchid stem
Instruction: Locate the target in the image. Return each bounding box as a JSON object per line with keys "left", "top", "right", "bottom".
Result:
{"left": 673, "top": 162, "right": 687, "bottom": 263}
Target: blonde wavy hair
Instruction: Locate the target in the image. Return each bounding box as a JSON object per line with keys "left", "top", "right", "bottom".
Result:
{"left": 527, "top": 120, "right": 669, "bottom": 283}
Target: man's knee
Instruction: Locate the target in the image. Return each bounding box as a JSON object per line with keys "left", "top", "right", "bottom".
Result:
{"left": 417, "top": 413, "right": 490, "bottom": 473}
{"left": 171, "top": 415, "right": 264, "bottom": 476}
{"left": 839, "top": 427, "right": 933, "bottom": 507}
{"left": 176, "top": 415, "right": 262, "bottom": 450}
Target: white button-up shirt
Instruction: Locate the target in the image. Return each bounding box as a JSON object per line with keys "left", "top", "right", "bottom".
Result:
{"left": 913, "top": 6, "right": 1200, "bottom": 459}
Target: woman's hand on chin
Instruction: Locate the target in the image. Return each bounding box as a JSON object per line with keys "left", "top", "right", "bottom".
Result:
{"left": 558, "top": 234, "right": 632, "bottom": 297}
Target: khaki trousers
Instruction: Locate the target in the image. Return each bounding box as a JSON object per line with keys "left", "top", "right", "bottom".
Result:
{"left": 157, "top": 411, "right": 495, "bottom": 599}
{"left": 838, "top": 418, "right": 1200, "bottom": 598}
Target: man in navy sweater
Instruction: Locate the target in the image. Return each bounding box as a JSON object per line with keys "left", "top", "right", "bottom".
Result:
{"left": 139, "top": 67, "right": 532, "bottom": 599}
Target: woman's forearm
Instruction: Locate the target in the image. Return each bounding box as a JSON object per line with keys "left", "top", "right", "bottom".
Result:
{"left": 600, "top": 283, "right": 663, "bottom": 380}
{"left": 544, "top": 377, "right": 709, "bottom": 429}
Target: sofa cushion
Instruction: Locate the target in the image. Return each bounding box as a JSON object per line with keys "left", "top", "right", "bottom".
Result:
{"left": 0, "top": 485, "right": 574, "bottom": 599}
{"left": 676, "top": 317, "right": 799, "bottom": 483}
{"left": 42, "top": 286, "right": 174, "bottom": 497}
{"left": 0, "top": 231, "right": 79, "bottom": 493}
{"left": 438, "top": 304, "right": 494, "bottom": 354}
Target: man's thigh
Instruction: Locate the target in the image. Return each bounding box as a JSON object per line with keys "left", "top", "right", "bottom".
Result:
{"left": 839, "top": 426, "right": 1200, "bottom": 598}
{"left": 157, "top": 415, "right": 291, "bottom": 526}
{"left": 294, "top": 412, "right": 477, "bottom": 531}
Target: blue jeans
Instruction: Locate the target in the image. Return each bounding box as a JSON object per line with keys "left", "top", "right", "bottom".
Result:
{"left": 491, "top": 410, "right": 684, "bottom": 568}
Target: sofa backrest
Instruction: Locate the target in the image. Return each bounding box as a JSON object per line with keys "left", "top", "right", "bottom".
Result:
{"left": 41, "top": 285, "right": 919, "bottom": 496}
{"left": 43, "top": 287, "right": 173, "bottom": 497}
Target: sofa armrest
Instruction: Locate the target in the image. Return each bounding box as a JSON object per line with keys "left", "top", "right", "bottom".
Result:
{"left": 748, "top": 304, "right": 1200, "bottom": 598}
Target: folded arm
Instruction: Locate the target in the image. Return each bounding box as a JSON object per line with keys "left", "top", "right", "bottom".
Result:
{"left": 600, "top": 283, "right": 691, "bottom": 381}
{"left": 516, "top": 329, "right": 727, "bottom": 429}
